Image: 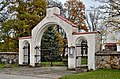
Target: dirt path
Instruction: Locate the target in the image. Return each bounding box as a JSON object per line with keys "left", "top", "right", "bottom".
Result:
{"left": 0, "top": 66, "right": 75, "bottom": 79}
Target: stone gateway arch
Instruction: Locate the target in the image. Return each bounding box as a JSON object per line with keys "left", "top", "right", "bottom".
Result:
{"left": 19, "top": 7, "right": 101, "bottom": 70}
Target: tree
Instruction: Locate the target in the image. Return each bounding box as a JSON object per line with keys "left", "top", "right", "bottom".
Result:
{"left": 94, "top": 0, "right": 120, "bottom": 31}
{"left": 41, "top": 26, "right": 64, "bottom": 62}
{"left": 45, "top": 0, "right": 68, "bottom": 57}
{"left": 0, "top": 0, "right": 15, "bottom": 42}
{"left": 64, "top": 0, "right": 88, "bottom": 32}
{"left": 46, "top": 0, "right": 66, "bottom": 17}
{"left": 86, "top": 0, "right": 120, "bottom": 49}
{"left": 0, "top": 0, "right": 12, "bottom": 23}
{"left": 95, "top": 0, "right": 120, "bottom": 16}
{"left": 0, "top": 0, "right": 47, "bottom": 52}
{"left": 13, "top": 0, "right": 46, "bottom": 31}
{"left": 0, "top": 0, "right": 19, "bottom": 49}
{"left": 85, "top": 6, "right": 103, "bottom": 32}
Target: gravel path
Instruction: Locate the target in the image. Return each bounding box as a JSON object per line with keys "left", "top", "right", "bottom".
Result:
{"left": 0, "top": 66, "right": 75, "bottom": 79}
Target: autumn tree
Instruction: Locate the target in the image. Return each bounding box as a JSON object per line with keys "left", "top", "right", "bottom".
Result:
{"left": 0, "top": 0, "right": 67, "bottom": 54}
{"left": 12, "top": 0, "right": 46, "bottom": 34}
{"left": 0, "top": 0, "right": 18, "bottom": 51}
{"left": 64, "top": 0, "right": 88, "bottom": 32}
{"left": 0, "top": 0, "right": 47, "bottom": 52}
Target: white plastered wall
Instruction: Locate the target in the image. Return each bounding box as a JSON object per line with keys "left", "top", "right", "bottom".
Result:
{"left": 19, "top": 38, "right": 31, "bottom": 65}
{"left": 19, "top": 7, "right": 100, "bottom": 70}
{"left": 31, "top": 7, "right": 77, "bottom": 69}
{"left": 72, "top": 33, "right": 99, "bottom": 70}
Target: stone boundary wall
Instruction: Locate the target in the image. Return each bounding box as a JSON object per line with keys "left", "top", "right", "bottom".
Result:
{"left": 0, "top": 52, "right": 18, "bottom": 64}
{"left": 95, "top": 51, "right": 120, "bottom": 69}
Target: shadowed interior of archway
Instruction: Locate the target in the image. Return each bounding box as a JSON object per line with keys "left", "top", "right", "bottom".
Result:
{"left": 40, "top": 24, "right": 68, "bottom": 67}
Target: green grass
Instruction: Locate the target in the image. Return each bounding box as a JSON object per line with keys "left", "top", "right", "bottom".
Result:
{"left": 12, "top": 64, "right": 19, "bottom": 68}
{"left": 41, "top": 62, "right": 66, "bottom": 66}
{"left": 81, "top": 56, "right": 88, "bottom": 65}
{"left": 0, "top": 64, "right": 19, "bottom": 69}
{"left": 0, "top": 64, "right": 5, "bottom": 68}
{"left": 59, "top": 69, "right": 120, "bottom": 79}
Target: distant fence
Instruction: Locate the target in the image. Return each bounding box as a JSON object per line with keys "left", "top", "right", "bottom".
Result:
{"left": 95, "top": 51, "right": 120, "bottom": 69}
{"left": 0, "top": 52, "right": 18, "bottom": 64}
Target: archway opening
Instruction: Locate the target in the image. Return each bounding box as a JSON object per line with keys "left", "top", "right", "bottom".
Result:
{"left": 76, "top": 37, "right": 88, "bottom": 67}
{"left": 23, "top": 41, "right": 30, "bottom": 65}
{"left": 40, "top": 25, "right": 68, "bottom": 67}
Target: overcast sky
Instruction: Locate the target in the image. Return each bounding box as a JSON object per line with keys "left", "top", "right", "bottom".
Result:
{"left": 58, "top": 0, "right": 100, "bottom": 9}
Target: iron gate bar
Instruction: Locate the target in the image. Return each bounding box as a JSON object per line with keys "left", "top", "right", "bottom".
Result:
{"left": 35, "top": 46, "right": 41, "bottom": 65}
{"left": 23, "top": 45, "right": 30, "bottom": 65}
{"left": 76, "top": 39, "right": 88, "bottom": 67}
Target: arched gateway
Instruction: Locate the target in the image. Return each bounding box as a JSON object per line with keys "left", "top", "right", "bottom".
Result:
{"left": 19, "top": 7, "right": 101, "bottom": 70}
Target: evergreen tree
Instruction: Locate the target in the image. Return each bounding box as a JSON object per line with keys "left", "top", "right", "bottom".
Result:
{"left": 41, "top": 26, "right": 64, "bottom": 62}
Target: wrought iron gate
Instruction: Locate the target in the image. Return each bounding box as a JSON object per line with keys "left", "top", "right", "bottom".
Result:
{"left": 23, "top": 43, "right": 30, "bottom": 65}
{"left": 76, "top": 39, "right": 88, "bottom": 67}
{"left": 35, "top": 46, "right": 41, "bottom": 65}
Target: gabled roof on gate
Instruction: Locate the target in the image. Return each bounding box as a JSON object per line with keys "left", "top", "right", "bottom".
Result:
{"left": 19, "top": 36, "right": 32, "bottom": 39}
{"left": 105, "top": 43, "right": 116, "bottom": 46}
{"left": 72, "top": 32, "right": 98, "bottom": 35}
{"left": 54, "top": 13, "right": 78, "bottom": 28}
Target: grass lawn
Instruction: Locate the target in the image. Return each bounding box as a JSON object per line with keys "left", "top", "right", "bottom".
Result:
{"left": 41, "top": 62, "right": 67, "bottom": 66}
{"left": 59, "top": 69, "right": 120, "bottom": 79}
{"left": 0, "top": 64, "right": 5, "bottom": 68}
{"left": 0, "top": 64, "right": 19, "bottom": 69}
{"left": 81, "top": 56, "right": 87, "bottom": 65}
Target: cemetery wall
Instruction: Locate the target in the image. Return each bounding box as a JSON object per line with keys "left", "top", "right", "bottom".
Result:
{"left": 0, "top": 52, "right": 18, "bottom": 64}
{"left": 95, "top": 51, "right": 120, "bottom": 69}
